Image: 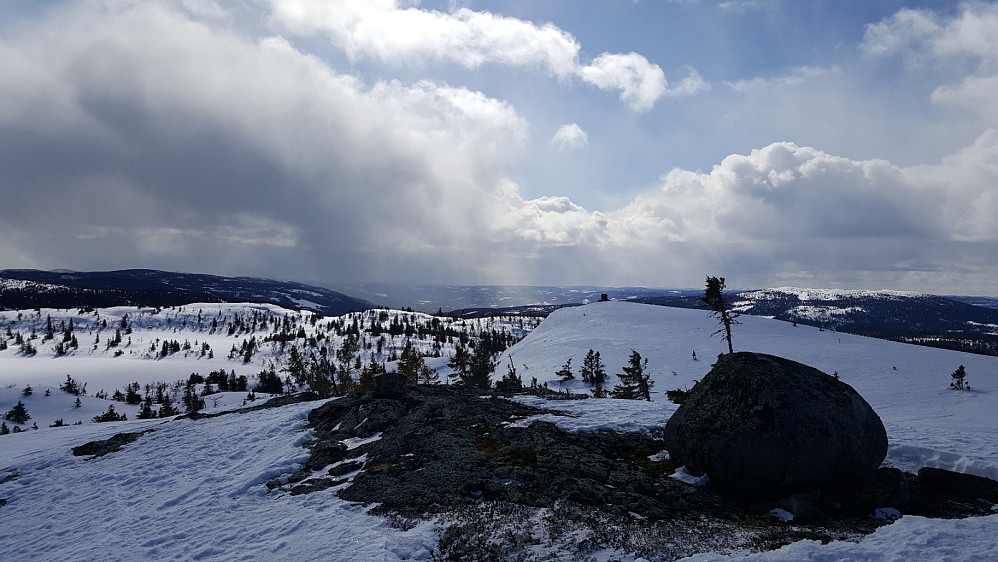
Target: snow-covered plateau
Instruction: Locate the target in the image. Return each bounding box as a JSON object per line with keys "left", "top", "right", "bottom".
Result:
{"left": 1, "top": 300, "right": 997, "bottom": 560}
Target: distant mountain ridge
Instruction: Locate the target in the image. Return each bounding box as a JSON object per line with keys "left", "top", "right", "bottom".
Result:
{"left": 0, "top": 269, "right": 374, "bottom": 316}
{"left": 336, "top": 283, "right": 692, "bottom": 313}
{"left": 3, "top": 271, "right": 997, "bottom": 355}
{"left": 633, "top": 287, "right": 998, "bottom": 356}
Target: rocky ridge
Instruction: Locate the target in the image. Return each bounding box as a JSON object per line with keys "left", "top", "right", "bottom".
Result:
{"left": 270, "top": 385, "right": 998, "bottom": 559}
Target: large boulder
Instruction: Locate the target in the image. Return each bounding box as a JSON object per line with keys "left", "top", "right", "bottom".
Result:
{"left": 373, "top": 372, "right": 407, "bottom": 398}
{"left": 664, "top": 352, "right": 887, "bottom": 499}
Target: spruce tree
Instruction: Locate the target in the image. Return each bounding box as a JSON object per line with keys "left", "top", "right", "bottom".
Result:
{"left": 286, "top": 346, "right": 307, "bottom": 387}
{"left": 591, "top": 383, "right": 607, "bottom": 398}
{"left": 580, "top": 349, "right": 607, "bottom": 386}
{"left": 125, "top": 382, "right": 142, "bottom": 405}
{"left": 92, "top": 404, "right": 127, "bottom": 423}
{"left": 495, "top": 354, "right": 523, "bottom": 391}
{"left": 336, "top": 336, "right": 359, "bottom": 384}
{"left": 225, "top": 370, "right": 236, "bottom": 393}
{"left": 555, "top": 358, "right": 574, "bottom": 382}
{"left": 461, "top": 345, "right": 495, "bottom": 389}
{"left": 357, "top": 359, "right": 385, "bottom": 394}
{"left": 158, "top": 394, "right": 180, "bottom": 417}
{"left": 702, "top": 275, "right": 740, "bottom": 354}
{"left": 950, "top": 365, "right": 969, "bottom": 390}
{"left": 60, "top": 374, "right": 81, "bottom": 395}
{"left": 336, "top": 369, "right": 355, "bottom": 395}
{"left": 398, "top": 341, "right": 429, "bottom": 386}
{"left": 309, "top": 357, "right": 338, "bottom": 397}
{"left": 137, "top": 396, "right": 156, "bottom": 419}
{"left": 417, "top": 362, "right": 439, "bottom": 385}
{"left": 611, "top": 350, "right": 653, "bottom": 401}
{"left": 447, "top": 344, "right": 472, "bottom": 383}
{"left": 182, "top": 382, "right": 205, "bottom": 414}
{"left": 4, "top": 401, "right": 31, "bottom": 424}
{"left": 254, "top": 370, "right": 284, "bottom": 395}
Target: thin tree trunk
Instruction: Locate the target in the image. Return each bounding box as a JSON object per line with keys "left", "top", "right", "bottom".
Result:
{"left": 722, "top": 313, "right": 734, "bottom": 354}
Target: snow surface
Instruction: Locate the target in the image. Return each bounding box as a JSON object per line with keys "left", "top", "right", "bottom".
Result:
{"left": 0, "top": 400, "right": 440, "bottom": 560}
{"left": 498, "top": 302, "right": 998, "bottom": 478}
{"left": 2, "top": 300, "right": 998, "bottom": 560}
{"left": 0, "top": 302, "right": 535, "bottom": 425}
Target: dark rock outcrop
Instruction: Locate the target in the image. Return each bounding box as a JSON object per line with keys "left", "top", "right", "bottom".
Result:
{"left": 373, "top": 372, "right": 407, "bottom": 398}
{"left": 280, "top": 384, "right": 998, "bottom": 558}
{"left": 906, "top": 467, "right": 998, "bottom": 517}
{"left": 298, "top": 385, "right": 699, "bottom": 518}
{"left": 664, "top": 352, "right": 888, "bottom": 499}
{"left": 71, "top": 430, "right": 155, "bottom": 458}
{"left": 838, "top": 467, "right": 910, "bottom": 516}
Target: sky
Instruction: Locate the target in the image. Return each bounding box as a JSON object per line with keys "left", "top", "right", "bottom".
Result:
{"left": 1, "top": 0, "right": 996, "bottom": 294}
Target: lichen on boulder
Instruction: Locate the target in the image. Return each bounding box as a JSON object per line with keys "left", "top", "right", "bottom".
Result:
{"left": 663, "top": 352, "right": 888, "bottom": 499}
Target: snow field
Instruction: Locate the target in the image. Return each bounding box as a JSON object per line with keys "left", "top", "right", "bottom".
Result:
{"left": 0, "top": 399, "right": 440, "bottom": 560}
{"left": 498, "top": 301, "right": 998, "bottom": 479}
{"left": 2, "top": 300, "right": 998, "bottom": 560}
{"left": 0, "top": 302, "right": 535, "bottom": 429}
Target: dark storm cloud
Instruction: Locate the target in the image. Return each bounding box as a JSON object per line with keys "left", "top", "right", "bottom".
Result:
{"left": 0, "top": 3, "right": 524, "bottom": 282}
{"left": 1, "top": 1, "right": 997, "bottom": 295}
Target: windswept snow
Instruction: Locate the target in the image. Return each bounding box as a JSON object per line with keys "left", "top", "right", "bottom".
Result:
{"left": 681, "top": 514, "right": 998, "bottom": 561}
{"left": 498, "top": 302, "right": 998, "bottom": 481}
{"left": 0, "top": 401, "right": 439, "bottom": 560}
{"left": 2, "top": 300, "right": 998, "bottom": 560}
{"left": 493, "top": 302, "right": 998, "bottom": 561}
{"left": 510, "top": 395, "right": 676, "bottom": 435}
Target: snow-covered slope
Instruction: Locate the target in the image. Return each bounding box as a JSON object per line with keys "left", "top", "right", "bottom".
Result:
{"left": 634, "top": 286, "right": 998, "bottom": 357}
{"left": 0, "top": 400, "right": 439, "bottom": 560}
{"left": 0, "top": 302, "right": 535, "bottom": 427}
{"left": 2, "top": 301, "right": 997, "bottom": 560}
{"left": 499, "top": 301, "right": 998, "bottom": 479}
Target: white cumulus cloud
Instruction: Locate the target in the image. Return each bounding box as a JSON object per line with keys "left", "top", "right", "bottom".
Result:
{"left": 862, "top": 3, "right": 998, "bottom": 124}
{"left": 550, "top": 123, "right": 589, "bottom": 152}
{"left": 577, "top": 52, "right": 667, "bottom": 111}
{"left": 475, "top": 136, "right": 998, "bottom": 291}
{"left": 269, "top": 0, "right": 704, "bottom": 111}
{"left": 271, "top": 0, "right": 581, "bottom": 76}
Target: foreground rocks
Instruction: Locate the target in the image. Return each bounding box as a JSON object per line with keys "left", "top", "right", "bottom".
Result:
{"left": 664, "top": 352, "right": 888, "bottom": 499}
{"left": 294, "top": 385, "right": 708, "bottom": 519}
{"left": 272, "top": 384, "right": 998, "bottom": 560}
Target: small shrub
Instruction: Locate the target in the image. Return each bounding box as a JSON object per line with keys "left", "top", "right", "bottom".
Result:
{"left": 60, "top": 375, "right": 84, "bottom": 396}
{"left": 666, "top": 389, "right": 688, "bottom": 405}
{"left": 950, "top": 365, "right": 970, "bottom": 390}
{"left": 4, "top": 401, "right": 31, "bottom": 424}
{"left": 92, "top": 404, "right": 127, "bottom": 423}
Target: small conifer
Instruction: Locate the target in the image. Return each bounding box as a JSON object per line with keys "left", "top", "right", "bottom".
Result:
{"left": 4, "top": 401, "right": 31, "bottom": 424}
{"left": 555, "top": 358, "right": 574, "bottom": 382}
{"left": 950, "top": 365, "right": 969, "bottom": 390}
